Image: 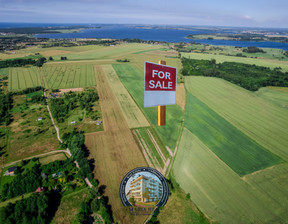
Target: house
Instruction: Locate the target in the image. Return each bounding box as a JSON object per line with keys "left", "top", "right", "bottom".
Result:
{"left": 52, "top": 173, "right": 57, "bottom": 178}
{"left": 37, "top": 117, "right": 42, "bottom": 121}
{"left": 96, "top": 120, "right": 102, "bottom": 125}
{"left": 5, "top": 166, "right": 17, "bottom": 176}
{"left": 71, "top": 121, "right": 76, "bottom": 124}
{"left": 35, "top": 186, "right": 45, "bottom": 193}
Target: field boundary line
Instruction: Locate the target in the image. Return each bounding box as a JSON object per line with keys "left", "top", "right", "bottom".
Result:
{"left": 71, "top": 65, "right": 77, "bottom": 88}
{"left": 146, "top": 129, "right": 166, "bottom": 163}
{"left": 27, "top": 68, "right": 35, "bottom": 87}
{"left": 57, "top": 65, "right": 68, "bottom": 88}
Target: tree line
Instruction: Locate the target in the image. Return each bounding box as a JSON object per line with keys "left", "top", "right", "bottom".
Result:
{"left": 181, "top": 58, "right": 288, "bottom": 91}
{"left": 0, "top": 57, "right": 46, "bottom": 68}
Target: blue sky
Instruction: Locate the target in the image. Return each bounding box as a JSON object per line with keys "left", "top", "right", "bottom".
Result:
{"left": 0, "top": 0, "right": 288, "bottom": 28}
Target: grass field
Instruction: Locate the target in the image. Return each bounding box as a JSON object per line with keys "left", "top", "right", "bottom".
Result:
{"left": 52, "top": 188, "right": 88, "bottom": 224}
{"left": 185, "top": 92, "right": 282, "bottom": 176}
{"left": 185, "top": 77, "right": 288, "bottom": 162}
{"left": 5, "top": 94, "right": 59, "bottom": 163}
{"left": 255, "top": 87, "right": 288, "bottom": 109}
{"left": 8, "top": 67, "right": 41, "bottom": 91}
{"left": 101, "top": 64, "right": 150, "bottom": 128}
{"left": 113, "top": 63, "right": 184, "bottom": 151}
{"left": 181, "top": 52, "right": 288, "bottom": 72}
{"left": 173, "top": 128, "right": 288, "bottom": 224}
{"left": 85, "top": 66, "right": 147, "bottom": 224}
{"left": 39, "top": 153, "right": 67, "bottom": 165}
{"left": 0, "top": 68, "right": 8, "bottom": 76}
{"left": 42, "top": 64, "right": 95, "bottom": 89}
{"left": 50, "top": 43, "right": 163, "bottom": 61}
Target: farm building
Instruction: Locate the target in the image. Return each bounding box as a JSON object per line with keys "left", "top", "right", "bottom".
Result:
{"left": 5, "top": 166, "right": 17, "bottom": 176}
{"left": 35, "top": 186, "right": 45, "bottom": 193}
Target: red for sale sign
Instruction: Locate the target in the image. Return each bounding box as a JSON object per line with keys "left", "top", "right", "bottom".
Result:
{"left": 144, "top": 62, "right": 177, "bottom": 107}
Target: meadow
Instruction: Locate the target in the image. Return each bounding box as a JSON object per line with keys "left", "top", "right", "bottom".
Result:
{"left": 101, "top": 64, "right": 150, "bottom": 128}
{"left": 113, "top": 63, "right": 184, "bottom": 151}
{"left": 42, "top": 64, "right": 95, "bottom": 89}
{"left": 185, "top": 77, "right": 288, "bottom": 161}
{"left": 8, "top": 67, "right": 41, "bottom": 91}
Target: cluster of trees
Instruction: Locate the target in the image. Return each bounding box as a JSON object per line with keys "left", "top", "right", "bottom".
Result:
{"left": 181, "top": 58, "right": 288, "bottom": 91}
{"left": 0, "top": 192, "right": 55, "bottom": 224}
{"left": 50, "top": 90, "right": 99, "bottom": 123}
{"left": 30, "top": 95, "right": 46, "bottom": 104}
{"left": 116, "top": 58, "right": 130, "bottom": 62}
{"left": 243, "top": 46, "right": 266, "bottom": 53}
{"left": 63, "top": 130, "right": 92, "bottom": 181}
{"left": 1, "top": 165, "right": 42, "bottom": 199}
{"left": 0, "top": 57, "right": 46, "bottom": 68}
{"left": 60, "top": 56, "right": 67, "bottom": 60}
{"left": 0, "top": 93, "right": 13, "bottom": 125}
{"left": 75, "top": 187, "right": 113, "bottom": 224}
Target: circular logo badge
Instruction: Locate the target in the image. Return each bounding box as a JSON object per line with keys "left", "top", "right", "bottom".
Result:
{"left": 119, "top": 167, "right": 169, "bottom": 207}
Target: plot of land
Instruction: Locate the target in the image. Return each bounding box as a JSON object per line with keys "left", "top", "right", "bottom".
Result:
{"left": 173, "top": 128, "right": 287, "bottom": 224}
{"left": 101, "top": 64, "right": 150, "bottom": 128}
{"left": 42, "top": 64, "right": 95, "bottom": 89}
{"left": 113, "top": 63, "right": 184, "bottom": 151}
{"left": 256, "top": 87, "right": 288, "bottom": 109}
{"left": 8, "top": 67, "right": 41, "bottom": 91}
{"left": 185, "top": 77, "right": 288, "bottom": 161}
{"left": 185, "top": 92, "right": 282, "bottom": 176}
{"left": 85, "top": 66, "right": 147, "bottom": 224}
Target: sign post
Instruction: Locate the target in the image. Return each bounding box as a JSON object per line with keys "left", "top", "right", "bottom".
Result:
{"left": 144, "top": 60, "right": 177, "bottom": 126}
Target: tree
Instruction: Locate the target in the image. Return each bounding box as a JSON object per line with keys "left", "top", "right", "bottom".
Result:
{"left": 129, "top": 196, "right": 136, "bottom": 206}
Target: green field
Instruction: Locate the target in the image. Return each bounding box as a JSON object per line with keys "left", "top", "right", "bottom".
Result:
{"left": 185, "top": 92, "right": 282, "bottom": 176}
{"left": 8, "top": 67, "right": 41, "bottom": 91}
{"left": 51, "top": 43, "right": 162, "bottom": 61}
{"left": 173, "top": 128, "right": 288, "bottom": 224}
{"left": 182, "top": 52, "right": 288, "bottom": 72}
{"left": 113, "top": 63, "right": 184, "bottom": 151}
{"left": 185, "top": 77, "right": 288, "bottom": 161}
{"left": 255, "top": 87, "right": 288, "bottom": 109}
{"left": 0, "top": 68, "right": 8, "bottom": 76}
{"left": 101, "top": 64, "right": 150, "bottom": 128}
{"left": 42, "top": 64, "right": 95, "bottom": 89}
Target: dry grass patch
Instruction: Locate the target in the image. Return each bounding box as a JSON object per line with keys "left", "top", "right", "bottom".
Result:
{"left": 176, "top": 83, "right": 186, "bottom": 110}
{"left": 85, "top": 66, "right": 147, "bottom": 224}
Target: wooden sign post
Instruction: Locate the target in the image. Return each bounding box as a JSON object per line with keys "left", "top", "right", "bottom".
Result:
{"left": 158, "top": 60, "right": 166, "bottom": 126}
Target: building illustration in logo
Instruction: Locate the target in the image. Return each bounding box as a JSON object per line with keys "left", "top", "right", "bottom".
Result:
{"left": 126, "top": 175, "right": 163, "bottom": 203}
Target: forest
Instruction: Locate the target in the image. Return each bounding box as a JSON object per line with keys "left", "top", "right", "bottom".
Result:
{"left": 181, "top": 58, "right": 288, "bottom": 91}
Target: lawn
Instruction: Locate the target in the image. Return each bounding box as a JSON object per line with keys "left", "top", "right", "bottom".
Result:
{"left": 101, "top": 64, "right": 150, "bottom": 128}
{"left": 172, "top": 128, "right": 286, "bottom": 224}
{"left": 185, "top": 92, "right": 282, "bottom": 176}
{"left": 42, "top": 64, "right": 95, "bottom": 89}
{"left": 185, "top": 76, "right": 288, "bottom": 162}
{"left": 113, "top": 63, "right": 184, "bottom": 151}
{"left": 8, "top": 67, "right": 41, "bottom": 91}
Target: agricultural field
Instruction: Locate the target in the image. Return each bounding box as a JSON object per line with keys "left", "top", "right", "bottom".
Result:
{"left": 8, "top": 67, "right": 41, "bottom": 91}
{"left": 85, "top": 66, "right": 147, "bottom": 224}
{"left": 172, "top": 76, "right": 288, "bottom": 223}
{"left": 0, "top": 68, "right": 8, "bottom": 76}
{"left": 50, "top": 43, "right": 163, "bottom": 61}
{"left": 101, "top": 64, "right": 150, "bottom": 128}
{"left": 173, "top": 128, "right": 288, "bottom": 224}
{"left": 42, "top": 64, "right": 95, "bottom": 89}
{"left": 181, "top": 52, "right": 288, "bottom": 72}
{"left": 113, "top": 63, "right": 184, "bottom": 152}
{"left": 185, "top": 77, "right": 288, "bottom": 161}
{"left": 3, "top": 93, "right": 59, "bottom": 163}
{"left": 185, "top": 92, "right": 282, "bottom": 176}
{"left": 39, "top": 152, "right": 67, "bottom": 165}
{"left": 255, "top": 87, "right": 288, "bottom": 109}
